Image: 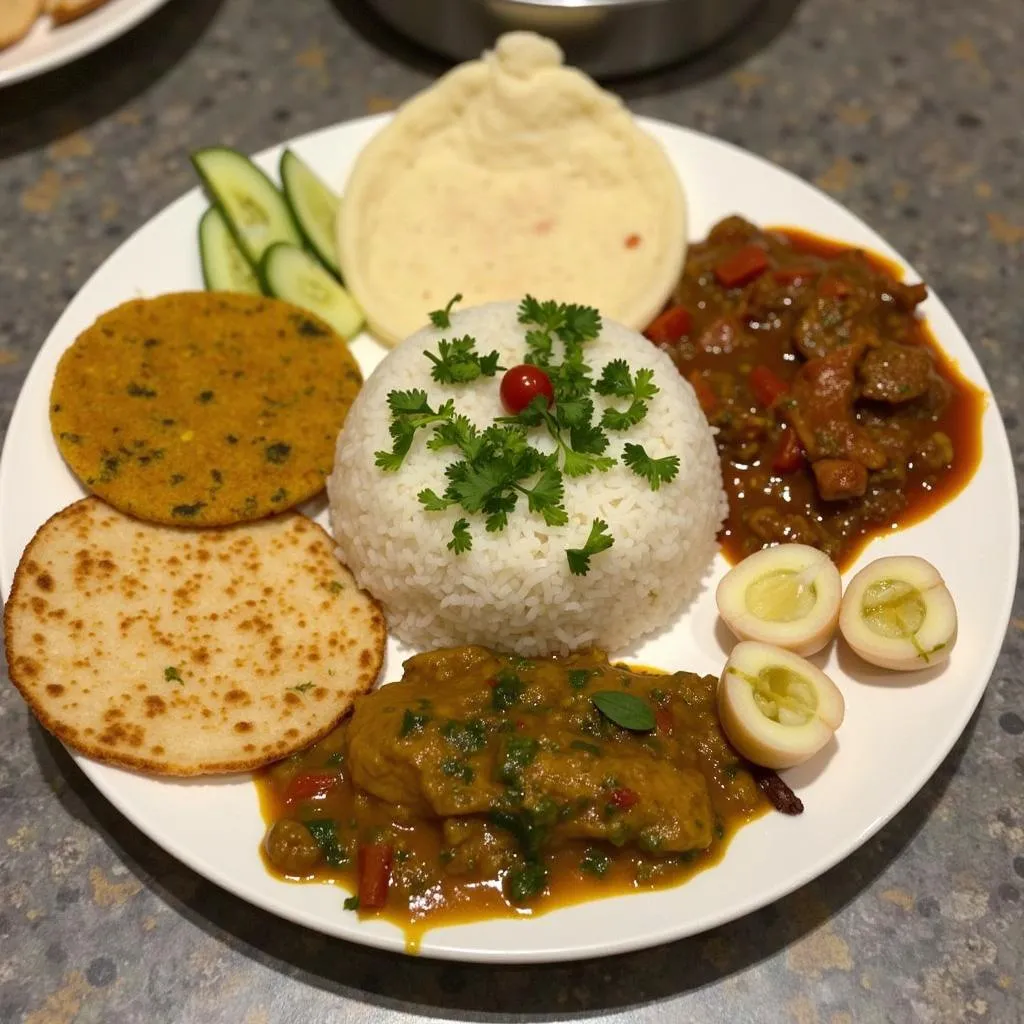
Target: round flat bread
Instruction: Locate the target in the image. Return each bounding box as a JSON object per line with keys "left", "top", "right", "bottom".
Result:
{"left": 50, "top": 292, "right": 363, "bottom": 526}
{"left": 339, "top": 31, "right": 688, "bottom": 346}
{"left": 4, "top": 498, "right": 386, "bottom": 776}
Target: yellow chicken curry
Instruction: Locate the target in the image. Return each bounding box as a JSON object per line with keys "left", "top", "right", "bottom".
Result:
{"left": 256, "top": 647, "right": 794, "bottom": 945}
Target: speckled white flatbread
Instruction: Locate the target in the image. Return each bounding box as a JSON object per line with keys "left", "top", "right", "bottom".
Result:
{"left": 4, "top": 498, "right": 386, "bottom": 776}
{"left": 338, "top": 32, "right": 688, "bottom": 346}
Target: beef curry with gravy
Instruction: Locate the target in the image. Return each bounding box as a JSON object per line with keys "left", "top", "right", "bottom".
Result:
{"left": 256, "top": 647, "right": 773, "bottom": 948}
{"left": 647, "top": 217, "right": 984, "bottom": 568}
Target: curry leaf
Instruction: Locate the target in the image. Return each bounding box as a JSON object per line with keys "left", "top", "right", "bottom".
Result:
{"left": 590, "top": 690, "right": 656, "bottom": 732}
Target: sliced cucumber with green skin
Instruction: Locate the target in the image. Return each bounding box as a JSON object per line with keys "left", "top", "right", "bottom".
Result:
{"left": 191, "top": 146, "right": 301, "bottom": 266}
{"left": 198, "top": 207, "right": 262, "bottom": 294}
{"left": 260, "top": 243, "right": 364, "bottom": 340}
{"left": 280, "top": 149, "right": 342, "bottom": 278}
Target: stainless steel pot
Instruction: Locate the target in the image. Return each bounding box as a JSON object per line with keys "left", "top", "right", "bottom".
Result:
{"left": 364, "top": 0, "right": 762, "bottom": 79}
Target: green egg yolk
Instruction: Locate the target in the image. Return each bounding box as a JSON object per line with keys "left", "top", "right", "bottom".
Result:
{"left": 861, "top": 579, "right": 926, "bottom": 639}
{"left": 745, "top": 569, "right": 817, "bottom": 623}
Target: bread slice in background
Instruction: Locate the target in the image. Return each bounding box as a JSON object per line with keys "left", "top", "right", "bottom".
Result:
{"left": 46, "top": 0, "right": 113, "bottom": 26}
{"left": 0, "top": 0, "right": 42, "bottom": 49}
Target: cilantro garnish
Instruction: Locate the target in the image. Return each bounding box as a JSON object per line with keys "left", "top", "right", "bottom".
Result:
{"left": 595, "top": 360, "right": 659, "bottom": 430}
{"left": 378, "top": 296, "right": 677, "bottom": 574}
{"left": 621, "top": 443, "right": 681, "bottom": 491}
{"left": 428, "top": 293, "right": 463, "bottom": 329}
{"left": 425, "top": 335, "right": 503, "bottom": 385}
{"left": 373, "top": 390, "right": 455, "bottom": 472}
{"left": 567, "top": 519, "right": 614, "bottom": 576}
{"left": 448, "top": 518, "right": 472, "bottom": 554}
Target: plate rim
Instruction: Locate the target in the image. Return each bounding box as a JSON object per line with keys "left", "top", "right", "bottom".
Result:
{"left": 0, "top": 113, "right": 1018, "bottom": 963}
{"left": 0, "top": 0, "right": 175, "bottom": 89}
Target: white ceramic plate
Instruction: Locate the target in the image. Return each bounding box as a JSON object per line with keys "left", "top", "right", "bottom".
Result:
{"left": 0, "top": 116, "right": 1017, "bottom": 963}
{"left": 0, "top": 0, "right": 172, "bottom": 89}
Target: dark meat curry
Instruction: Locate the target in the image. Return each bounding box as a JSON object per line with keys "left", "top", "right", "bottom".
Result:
{"left": 256, "top": 647, "right": 776, "bottom": 947}
{"left": 646, "top": 216, "right": 984, "bottom": 568}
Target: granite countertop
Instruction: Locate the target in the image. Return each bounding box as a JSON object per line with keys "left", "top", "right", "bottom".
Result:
{"left": 0, "top": 0, "right": 1021, "bottom": 1021}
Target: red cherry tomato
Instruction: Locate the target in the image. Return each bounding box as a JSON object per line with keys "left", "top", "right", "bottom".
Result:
{"left": 500, "top": 364, "right": 555, "bottom": 415}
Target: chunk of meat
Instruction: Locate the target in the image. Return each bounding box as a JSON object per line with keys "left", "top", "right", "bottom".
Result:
{"left": 525, "top": 751, "right": 713, "bottom": 853}
{"left": 792, "top": 295, "right": 856, "bottom": 360}
{"left": 811, "top": 459, "right": 868, "bottom": 501}
{"left": 916, "top": 431, "right": 954, "bottom": 471}
{"left": 344, "top": 648, "right": 721, "bottom": 855}
{"left": 786, "top": 344, "right": 887, "bottom": 470}
{"left": 707, "top": 215, "right": 761, "bottom": 245}
{"left": 695, "top": 316, "right": 739, "bottom": 355}
{"left": 859, "top": 343, "right": 934, "bottom": 403}
{"left": 889, "top": 280, "right": 928, "bottom": 311}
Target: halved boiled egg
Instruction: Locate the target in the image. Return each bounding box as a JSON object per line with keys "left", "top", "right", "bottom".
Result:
{"left": 839, "top": 555, "right": 957, "bottom": 672}
{"left": 716, "top": 543, "right": 842, "bottom": 656}
{"left": 717, "top": 641, "right": 845, "bottom": 769}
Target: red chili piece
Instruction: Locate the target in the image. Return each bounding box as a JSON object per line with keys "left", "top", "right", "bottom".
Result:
{"left": 357, "top": 843, "right": 394, "bottom": 910}
{"left": 284, "top": 771, "right": 339, "bottom": 804}
{"left": 644, "top": 304, "right": 692, "bottom": 345}
{"left": 687, "top": 372, "right": 718, "bottom": 416}
{"left": 714, "top": 245, "right": 769, "bottom": 288}
{"left": 655, "top": 708, "right": 674, "bottom": 735}
{"left": 771, "top": 429, "right": 805, "bottom": 473}
{"left": 500, "top": 364, "right": 555, "bottom": 415}
{"left": 749, "top": 365, "right": 789, "bottom": 408}
{"left": 608, "top": 787, "right": 640, "bottom": 810}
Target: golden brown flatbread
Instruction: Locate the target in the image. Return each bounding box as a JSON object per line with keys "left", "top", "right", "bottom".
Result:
{"left": 50, "top": 292, "right": 362, "bottom": 526}
{"left": 4, "top": 498, "right": 386, "bottom": 776}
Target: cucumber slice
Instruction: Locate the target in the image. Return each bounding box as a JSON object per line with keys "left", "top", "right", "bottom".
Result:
{"left": 191, "top": 146, "right": 301, "bottom": 265}
{"left": 260, "top": 243, "right": 364, "bottom": 340}
{"left": 280, "top": 149, "right": 342, "bottom": 278}
{"left": 198, "top": 207, "right": 262, "bottom": 294}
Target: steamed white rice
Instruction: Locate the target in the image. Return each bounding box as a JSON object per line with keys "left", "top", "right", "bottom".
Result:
{"left": 328, "top": 301, "right": 726, "bottom": 656}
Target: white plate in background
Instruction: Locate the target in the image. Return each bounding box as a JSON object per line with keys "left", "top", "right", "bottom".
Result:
{"left": 0, "top": 0, "right": 173, "bottom": 89}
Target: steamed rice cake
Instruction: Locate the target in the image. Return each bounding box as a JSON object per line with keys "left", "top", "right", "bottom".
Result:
{"left": 338, "top": 32, "right": 687, "bottom": 346}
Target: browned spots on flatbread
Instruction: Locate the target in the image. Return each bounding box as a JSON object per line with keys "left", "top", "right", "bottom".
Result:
{"left": 144, "top": 696, "right": 167, "bottom": 717}
{"left": 49, "top": 292, "right": 363, "bottom": 526}
{"left": 3, "top": 498, "right": 387, "bottom": 776}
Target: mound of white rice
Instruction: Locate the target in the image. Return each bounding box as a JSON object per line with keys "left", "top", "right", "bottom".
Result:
{"left": 328, "top": 301, "right": 726, "bottom": 656}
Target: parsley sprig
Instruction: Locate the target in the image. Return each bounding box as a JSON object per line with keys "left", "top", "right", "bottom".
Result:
{"left": 595, "top": 360, "right": 659, "bottom": 430}
{"left": 428, "top": 293, "right": 463, "bottom": 329}
{"left": 425, "top": 335, "right": 503, "bottom": 385}
{"left": 621, "top": 443, "right": 680, "bottom": 491}
{"left": 373, "top": 390, "right": 455, "bottom": 472}
{"left": 375, "top": 295, "right": 679, "bottom": 574}
{"left": 566, "top": 519, "right": 614, "bottom": 576}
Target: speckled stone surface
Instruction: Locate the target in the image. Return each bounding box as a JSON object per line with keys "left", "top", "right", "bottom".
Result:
{"left": 0, "top": 0, "right": 1022, "bottom": 1021}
